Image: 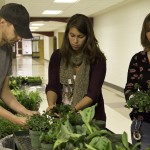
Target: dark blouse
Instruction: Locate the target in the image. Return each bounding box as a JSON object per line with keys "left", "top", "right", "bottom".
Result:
{"left": 46, "top": 49, "right": 106, "bottom": 121}
{"left": 124, "top": 51, "right": 150, "bottom": 122}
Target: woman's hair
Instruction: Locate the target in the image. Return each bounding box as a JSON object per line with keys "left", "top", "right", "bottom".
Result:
{"left": 60, "top": 14, "right": 106, "bottom": 65}
{"left": 141, "top": 13, "right": 150, "bottom": 49}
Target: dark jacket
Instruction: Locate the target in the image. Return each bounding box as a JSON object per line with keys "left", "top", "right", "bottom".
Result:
{"left": 46, "top": 49, "right": 106, "bottom": 121}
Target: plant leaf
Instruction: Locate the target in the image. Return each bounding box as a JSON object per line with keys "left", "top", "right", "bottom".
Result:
{"left": 122, "top": 132, "right": 129, "bottom": 149}
{"left": 79, "top": 104, "right": 97, "bottom": 133}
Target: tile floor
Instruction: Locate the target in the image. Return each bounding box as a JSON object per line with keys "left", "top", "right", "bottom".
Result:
{"left": 12, "top": 55, "right": 132, "bottom": 143}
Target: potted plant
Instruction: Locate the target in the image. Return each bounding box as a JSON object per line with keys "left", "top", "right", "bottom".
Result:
{"left": 125, "top": 83, "right": 150, "bottom": 112}
{"left": 0, "top": 75, "right": 44, "bottom": 148}
{"left": 26, "top": 111, "right": 52, "bottom": 148}
{"left": 27, "top": 76, "right": 42, "bottom": 85}
{"left": 39, "top": 118, "right": 60, "bottom": 150}
{"left": 9, "top": 76, "right": 43, "bottom": 87}
{"left": 0, "top": 118, "right": 21, "bottom": 149}
{"left": 12, "top": 89, "right": 42, "bottom": 111}
{"left": 40, "top": 132, "right": 54, "bottom": 150}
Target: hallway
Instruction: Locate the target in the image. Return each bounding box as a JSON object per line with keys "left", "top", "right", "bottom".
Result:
{"left": 12, "top": 55, "right": 132, "bottom": 143}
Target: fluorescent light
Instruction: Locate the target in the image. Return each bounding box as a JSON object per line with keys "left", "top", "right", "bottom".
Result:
{"left": 54, "top": 0, "right": 79, "bottom": 3}
{"left": 42, "top": 10, "right": 62, "bottom": 15}
{"left": 30, "top": 27, "right": 39, "bottom": 30}
{"left": 31, "top": 23, "right": 44, "bottom": 26}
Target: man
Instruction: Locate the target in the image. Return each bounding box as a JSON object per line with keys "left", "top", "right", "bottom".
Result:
{"left": 0, "top": 3, "right": 37, "bottom": 126}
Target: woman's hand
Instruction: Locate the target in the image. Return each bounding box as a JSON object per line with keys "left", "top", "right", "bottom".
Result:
{"left": 46, "top": 105, "right": 55, "bottom": 112}
{"left": 46, "top": 105, "right": 60, "bottom": 117}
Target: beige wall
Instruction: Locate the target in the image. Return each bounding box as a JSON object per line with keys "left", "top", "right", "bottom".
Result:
{"left": 58, "top": 32, "right": 64, "bottom": 49}
{"left": 94, "top": 0, "right": 150, "bottom": 88}
{"left": 0, "top": 0, "right": 5, "bottom": 8}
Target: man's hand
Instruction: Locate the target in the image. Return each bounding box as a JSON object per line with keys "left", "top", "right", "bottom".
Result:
{"left": 25, "top": 110, "right": 39, "bottom": 116}
{"left": 13, "top": 116, "right": 27, "bottom": 126}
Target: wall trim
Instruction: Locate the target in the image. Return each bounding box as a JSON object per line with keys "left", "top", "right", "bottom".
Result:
{"left": 104, "top": 81, "right": 124, "bottom": 93}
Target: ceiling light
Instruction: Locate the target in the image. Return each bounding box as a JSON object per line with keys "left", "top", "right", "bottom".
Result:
{"left": 31, "top": 23, "right": 44, "bottom": 26}
{"left": 42, "top": 10, "right": 62, "bottom": 15}
{"left": 54, "top": 0, "right": 79, "bottom": 3}
{"left": 30, "top": 27, "right": 39, "bottom": 30}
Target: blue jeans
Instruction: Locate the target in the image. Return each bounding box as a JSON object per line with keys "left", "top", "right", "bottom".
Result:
{"left": 131, "top": 119, "right": 150, "bottom": 150}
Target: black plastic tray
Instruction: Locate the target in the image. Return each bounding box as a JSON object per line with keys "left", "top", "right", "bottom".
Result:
{"left": 13, "top": 131, "right": 41, "bottom": 150}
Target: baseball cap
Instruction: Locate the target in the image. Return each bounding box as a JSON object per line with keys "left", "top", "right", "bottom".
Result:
{"left": 0, "top": 3, "right": 33, "bottom": 39}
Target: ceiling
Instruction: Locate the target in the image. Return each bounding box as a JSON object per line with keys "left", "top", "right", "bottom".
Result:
{"left": 2, "top": 0, "right": 135, "bottom": 33}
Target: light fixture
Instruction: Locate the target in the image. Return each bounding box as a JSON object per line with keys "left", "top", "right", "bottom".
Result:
{"left": 31, "top": 23, "right": 44, "bottom": 26}
{"left": 30, "top": 27, "right": 39, "bottom": 30}
{"left": 54, "top": 0, "right": 79, "bottom": 3}
{"left": 42, "top": 10, "right": 62, "bottom": 15}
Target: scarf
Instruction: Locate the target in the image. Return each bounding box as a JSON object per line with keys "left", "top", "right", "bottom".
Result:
{"left": 60, "top": 52, "right": 90, "bottom": 106}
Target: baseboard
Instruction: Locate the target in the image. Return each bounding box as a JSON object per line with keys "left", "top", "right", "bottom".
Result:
{"left": 104, "top": 81, "right": 124, "bottom": 93}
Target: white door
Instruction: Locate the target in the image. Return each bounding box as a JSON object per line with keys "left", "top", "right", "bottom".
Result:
{"left": 22, "top": 40, "right": 32, "bottom": 55}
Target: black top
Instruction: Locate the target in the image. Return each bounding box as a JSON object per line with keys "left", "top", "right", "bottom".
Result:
{"left": 124, "top": 51, "right": 150, "bottom": 122}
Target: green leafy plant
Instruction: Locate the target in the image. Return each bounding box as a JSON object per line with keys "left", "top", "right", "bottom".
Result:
{"left": 0, "top": 76, "right": 43, "bottom": 139}
{"left": 51, "top": 104, "right": 139, "bottom": 150}
{"left": 125, "top": 83, "right": 150, "bottom": 112}
{"left": 50, "top": 104, "right": 72, "bottom": 118}
{"left": 79, "top": 104, "right": 97, "bottom": 134}
{"left": 26, "top": 111, "right": 52, "bottom": 131}
{"left": 27, "top": 76, "right": 42, "bottom": 85}
{"left": 9, "top": 76, "right": 42, "bottom": 88}
{"left": 68, "top": 111, "right": 83, "bottom": 125}
{"left": 12, "top": 89, "right": 42, "bottom": 111}
{"left": 0, "top": 90, "right": 42, "bottom": 114}
{"left": 0, "top": 118, "right": 21, "bottom": 138}
{"left": 1, "top": 76, "right": 43, "bottom": 114}
{"left": 9, "top": 76, "right": 23, "bottom": 90}
{"left": 40, "top": 119, "right": 60, "bottom": 144}
{"left": 115, "top": 132, "right": 140, "bottom": 150}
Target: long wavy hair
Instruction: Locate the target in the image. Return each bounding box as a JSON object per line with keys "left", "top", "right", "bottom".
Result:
{"left": 141, "top": 13, "right": 150, "bottom": 50}
{"left": 60, "top": 14, "right": 106, "bottom": 66}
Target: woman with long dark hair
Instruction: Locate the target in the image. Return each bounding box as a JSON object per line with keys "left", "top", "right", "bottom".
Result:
{"left": 46, "top": 14, "right": 106, "bottom": 121}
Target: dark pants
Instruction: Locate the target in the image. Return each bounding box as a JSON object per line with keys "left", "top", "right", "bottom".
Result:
{"left": 131, "top": 119, "right": 150, "bottom": 150}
